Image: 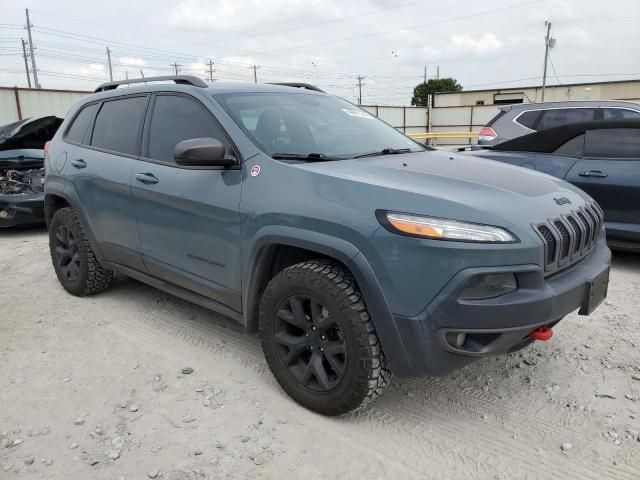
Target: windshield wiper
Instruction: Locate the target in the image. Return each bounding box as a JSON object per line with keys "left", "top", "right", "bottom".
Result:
{"left": 353, "top": 148, "right": 413, "bottom": 159}
{"left": 271, "top": 152, "right": 338, "bottom": 162}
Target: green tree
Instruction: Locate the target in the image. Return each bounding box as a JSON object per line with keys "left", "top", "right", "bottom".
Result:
{"left": 411, "top": 78, "right": 462, "bottom": 106}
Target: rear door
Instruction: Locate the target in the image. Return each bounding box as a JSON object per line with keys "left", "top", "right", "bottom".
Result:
{"left": 64, "top": 95, "right": 148, "bottom": 270}
{"left": 565, "top": 128, "right": 640, "bottom": 242}
{"left": 131, "top": 93, "right": 243, "bottom": 312}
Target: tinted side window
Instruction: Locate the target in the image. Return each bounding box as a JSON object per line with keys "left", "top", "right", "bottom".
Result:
{"left": 554, "top": 134, "right": 584, "bottom": 157}
{"left": 514, "top": 110, "right": 540, "bottom": 129}
{"left": 146, "top": 95, "right": 228, "bottom": 163}
{"left": 65, "top": 103, "right": 98, "bottom": 144}
{"left": 91, "top": 96, "right": 147, "bottom": 156}
{"left": 602, "top": 108, "right": 640, "bottom": 120}
{"left": 584, "top": 128, "right": 640, "bottom": 159}
{"left": 537, "top": 108, "right": 595, "bottom": 131}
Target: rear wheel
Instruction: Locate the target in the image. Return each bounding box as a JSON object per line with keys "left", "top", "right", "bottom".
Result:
{"left": 49, "top": 207, "right": 114, "bottom": 296}
{"left": 259, "top": 260, "right": 390, "bottom": 415}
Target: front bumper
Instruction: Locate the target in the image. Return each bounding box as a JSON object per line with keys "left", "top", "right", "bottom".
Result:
{"left": 387, "top": 238, "right": 611, "bottom": 377}
{"left": 0, "top": 192, "right": 45, "bottom": 228}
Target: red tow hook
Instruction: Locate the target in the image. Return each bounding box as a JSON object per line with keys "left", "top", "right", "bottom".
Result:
{"left": 529, "top": 326, "right": 553, "bottom": 341}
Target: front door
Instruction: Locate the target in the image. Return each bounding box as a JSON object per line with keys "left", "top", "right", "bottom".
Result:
{"left": 131, "top": 93, "right": 243, "bottom": 312}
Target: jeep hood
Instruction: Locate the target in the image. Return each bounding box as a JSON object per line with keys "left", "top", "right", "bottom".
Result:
{"left": 296, "top": 149, "right": 591, "bottom": 234}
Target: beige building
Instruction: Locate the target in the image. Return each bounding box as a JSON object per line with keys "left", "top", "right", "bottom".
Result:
{"left": 434, "top": 79, "right": 640, "bottom": 107}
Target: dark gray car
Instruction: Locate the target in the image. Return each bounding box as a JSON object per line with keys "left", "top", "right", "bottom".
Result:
{"left": 478, "top": 100, "right": 640, "bottom": 146}
{"left": 44, "top": 76, "right": 611, "bottom": 415}
{"left": 471, "top": 119, "right": 640, "bottom": 250}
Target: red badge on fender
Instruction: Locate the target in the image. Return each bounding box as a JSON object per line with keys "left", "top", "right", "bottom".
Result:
{"left": 250, "top": 165, "right": 261, "bottom": 177}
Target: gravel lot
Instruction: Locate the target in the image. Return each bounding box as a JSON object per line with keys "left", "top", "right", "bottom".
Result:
{"left": 1, "top": 227, "right": 639, "bottom": 479}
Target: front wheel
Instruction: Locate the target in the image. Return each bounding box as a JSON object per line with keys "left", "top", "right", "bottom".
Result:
{"left": 259, "top": 260, "right": 390, "bottom": 415}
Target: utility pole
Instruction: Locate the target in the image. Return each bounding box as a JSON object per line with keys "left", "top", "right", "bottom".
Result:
{"left": 356, "top": 75, "right": 365, "bottom": 105}
{"left": 436, "top": 65, "right": 440, "bottom": 80}
{"left": 21, "top": 39, "right": 31, "bottom": 88}
{"left": 423, "top": 66, "right": 427, "bottom": 84}
{"left": 541, "top": 21, "right": 554, "bottom": 102}
{"left": 25, "top": 9, "right": 40, "bottom": 88}
{"left": 170, "top": 62, "right": 182, "bottom": 75}
{"left": 251, "top": 65, "right": 260, "bottom": 83}
{"left": 106, "top": 47, "right": 113, "bottom": 82}
{"left": 206, "top": 60, "right": 215, "bottom": 82}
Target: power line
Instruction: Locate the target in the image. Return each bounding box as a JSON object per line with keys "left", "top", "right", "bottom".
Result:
{"left": 223, "top": 0, "right": 545, "bottom": 58}
{"left": 173, "top": 0, "right": 435, "bottom": 48}
{"left": 548, "top": 54, "right": 561, "bottom": 85}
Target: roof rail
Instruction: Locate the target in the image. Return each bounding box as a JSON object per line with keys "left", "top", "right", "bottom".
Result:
{"left": 268, "top": 82, "right": 325, "bottom": 93}
{"left": 94, "top": 75, "right": 208, "bottom": 93}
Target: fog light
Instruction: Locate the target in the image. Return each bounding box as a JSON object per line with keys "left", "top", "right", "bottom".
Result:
{"left": 0, "top": 209, "right": 9, "bottom": 219}
{"left": 460, "top": 273, "right": 517, "bottom": 300}
{"left": 455, "top": 333, "right": 467, "bottom": 348}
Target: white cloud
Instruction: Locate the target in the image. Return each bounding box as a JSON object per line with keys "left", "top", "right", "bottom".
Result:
{"left": 64, "top": 64, "right": 106, "bottom": 77}
{"left": 119, "top": 57, "right": 146, "bottom": 67}
{"left": 165, "top": 0, "right": 340, "bottom": 33}
{"left": 449, "top": 33, "right": 503, "bottom": 56}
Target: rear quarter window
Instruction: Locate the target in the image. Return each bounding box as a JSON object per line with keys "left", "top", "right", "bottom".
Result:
{"left": 514, "top": 110, "right": 540, "bottom": 129}
{"left": 65, "top": 103, "right": 99, "bottom": 145}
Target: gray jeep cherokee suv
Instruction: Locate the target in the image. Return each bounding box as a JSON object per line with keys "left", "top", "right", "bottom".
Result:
{"left": 44, "top": 76, "right": 611, "bottom": 415}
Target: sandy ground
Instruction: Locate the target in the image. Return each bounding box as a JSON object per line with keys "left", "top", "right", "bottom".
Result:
{"left": 1, "top": 227, "right": 639, "bottom": 480}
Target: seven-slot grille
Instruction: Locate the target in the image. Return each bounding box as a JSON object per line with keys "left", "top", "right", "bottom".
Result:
{"left": 533, "top": 201, "right": 604, "bottom": 275}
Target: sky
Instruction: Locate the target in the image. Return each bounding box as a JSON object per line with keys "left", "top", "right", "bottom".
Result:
{"left": 0, "top": 0, "right": 639, "bottom": 105}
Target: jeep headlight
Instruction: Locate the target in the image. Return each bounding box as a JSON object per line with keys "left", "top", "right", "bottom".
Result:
{"left": 379, "top": 212, "right": 517, "bottom": 243}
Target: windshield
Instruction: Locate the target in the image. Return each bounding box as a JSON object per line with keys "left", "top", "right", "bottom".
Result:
{"left": 214, "top": 92, "right": 425, "bottom": 159}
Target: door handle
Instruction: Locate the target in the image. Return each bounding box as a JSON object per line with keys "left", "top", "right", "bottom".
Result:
{"left": 579, "top": 170, "right": 608, "bottom": 178}
{"left": 70, "top": 158, "right": 87, "bottom": 169}
{"left": 135, "top": 173, "right": 159, "bottom": 185}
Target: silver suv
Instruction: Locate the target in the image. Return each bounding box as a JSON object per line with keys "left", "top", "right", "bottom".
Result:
{"left": 478, "top": 100, "right": 640, "bottom": 146}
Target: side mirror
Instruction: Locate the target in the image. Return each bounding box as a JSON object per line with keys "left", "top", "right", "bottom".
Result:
{"left": 174, "top": 137, "right": 237, "bottom": 167}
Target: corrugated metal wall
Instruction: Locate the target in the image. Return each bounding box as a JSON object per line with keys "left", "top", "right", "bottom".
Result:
{"left": 361, "top": 105, "right": 428, "bottom": 133}
{"left": 362, "top": 103, "right": 498, "bottom": 145}
{"left": 0, "top": 87, "right": 89, "bottom": 124}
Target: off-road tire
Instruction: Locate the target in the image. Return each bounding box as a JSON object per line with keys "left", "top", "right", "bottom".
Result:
{"left": 49, "top": 207, "right": 114, "bottom": 296}
{"left": 259, "top": 260, "right": 391, "bottom": 416}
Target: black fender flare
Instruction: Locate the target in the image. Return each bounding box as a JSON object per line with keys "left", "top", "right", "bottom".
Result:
{"left": 44, "top": 187, "right": 105, "bottom": 261}
{"left": 243, "top": 226, "right": 413, "bottom": 375}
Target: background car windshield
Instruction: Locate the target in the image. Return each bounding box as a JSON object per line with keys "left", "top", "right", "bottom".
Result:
{"left": 215, "top": 92, "right": 424, "bottom": 158}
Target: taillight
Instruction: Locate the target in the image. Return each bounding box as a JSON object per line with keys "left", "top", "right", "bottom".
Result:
{"left": 44, "top": 141, "right": 50, "bottom": 156}
{"left": 478, "top": 127, "right": 497, "bottom": 142}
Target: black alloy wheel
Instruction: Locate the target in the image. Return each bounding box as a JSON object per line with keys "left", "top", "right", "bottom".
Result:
{"left": 54, "top": 225, "right": 81, "bottom": 282}
{"left": 274, "top": 294, "right": 347, "bottom": 392}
